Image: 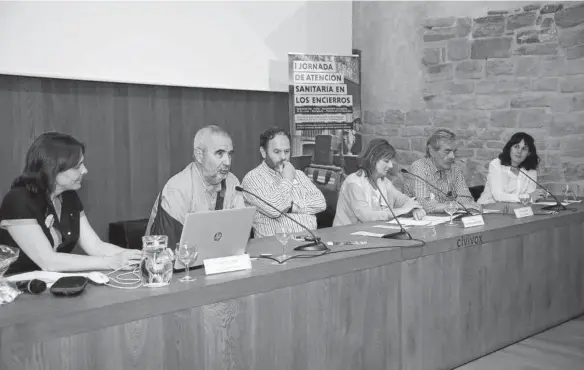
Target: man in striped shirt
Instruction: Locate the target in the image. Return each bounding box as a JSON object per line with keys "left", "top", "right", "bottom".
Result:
{"left": 241, "top": 128, "right": 326, "bottom": 238}
{"left": 403, "top": 129, "right": 481, "bottom": 214}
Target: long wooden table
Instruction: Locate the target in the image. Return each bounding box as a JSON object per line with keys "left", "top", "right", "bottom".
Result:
{"left": 1, "top": 203, "right": 583, "bottom": 370}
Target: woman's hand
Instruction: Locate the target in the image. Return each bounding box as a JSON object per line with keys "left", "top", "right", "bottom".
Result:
{"left": 412, "top": 208, "right": 426, "bottom": 220}
{"left": 393, "top": 204, "right": 414, "bottom": 218}
{"left": 529, "top": 189, "right": 545, "bottom": 202}
{"left": 106, "top": 250, "right": 142, "bottom": 270}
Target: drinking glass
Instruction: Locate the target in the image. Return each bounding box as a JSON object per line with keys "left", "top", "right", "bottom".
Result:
{"left": 176, "top": 242, "right": 198, "bottom": 282}
{"left": 562, "top": 184, "right": 571, "bottom": 202}
{"left": 274, "top": 226, "right": 292, "bottom": 264}
{"left": 444, "top": 201, "right": 458, "bottom": 226}
{"left": 564, "top": 183, "right": 579, "bottom": 201}
{"left": 572, "top": 184, "right": 580, "bottom": 201}
{"left": 518, "top": 193, "right": 531, "bottom": 206}
{"left": 141, "top": 235, "right": 173, "bottom": 287}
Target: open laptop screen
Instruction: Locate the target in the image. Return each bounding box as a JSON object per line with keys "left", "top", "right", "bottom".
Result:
{"left": 174, "top": 206, "right": 256, "bottom": 271}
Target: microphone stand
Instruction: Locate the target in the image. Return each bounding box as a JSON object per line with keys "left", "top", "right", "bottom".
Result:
{"left": 371, "top": 177, "right": 412, "bottom": 240}
{"left": 400, "top": 168, "right": 475, "bottom": 216}
{"left": 235, "top": 186, "right": 329, "bottom": 252}
{"left": 511, "top": 165, "right": 567, "bottom": 212}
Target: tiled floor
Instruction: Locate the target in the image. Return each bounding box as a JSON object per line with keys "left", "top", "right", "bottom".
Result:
{"left": 456, "top": 315, "right": 584, "bottom": 370}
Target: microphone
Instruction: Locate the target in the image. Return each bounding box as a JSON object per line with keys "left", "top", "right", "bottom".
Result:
{"left": 13, "top": 279, "right": 47, "bottom": 294}
{"left": 400, "top": 168, "right": 474, "bottom": 216}
{"left": 235, "top": 186, "right": 328, "bottom": 252}
{"left": 510, "top": 165, "right": 566, "bottom": 211}
{"left": 370, "top": 179, "right": 412, "bottom": 240}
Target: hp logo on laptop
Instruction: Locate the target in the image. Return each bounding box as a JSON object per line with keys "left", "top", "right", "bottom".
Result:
{"left": 213, "top": 232, "right": 223, "bottom": 242}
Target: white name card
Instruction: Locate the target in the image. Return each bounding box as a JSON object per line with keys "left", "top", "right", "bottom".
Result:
{"left": 514, "top": 206, "right": 534, "bottom": 218}
{"left": 204, "top": 254, "right": 252, "bottom": 275}
{"left": 461, "top": 215, "right": 485, "bottom": 228}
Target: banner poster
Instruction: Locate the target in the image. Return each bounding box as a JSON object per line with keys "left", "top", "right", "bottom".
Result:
{"left": 288, "top": 53, "right": 361, "bottom": 157}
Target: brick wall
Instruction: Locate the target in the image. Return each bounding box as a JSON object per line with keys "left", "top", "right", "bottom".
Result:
{"left": 355, "top": 1, "right": 584, "bottom": 194}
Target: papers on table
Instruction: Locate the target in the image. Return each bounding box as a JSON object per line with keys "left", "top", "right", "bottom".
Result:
{"left": 373, "top": 224, "right": 411, "bottom": 230}
{"left": 482, "top": 208, "right": 503, "bottom": 214}
{"left": 536, "top": 201, "right": 569, "bottom": 206}
{"left": 388, "top": 218, "right": 431, "bottom": 226}
{"left": 388, "top": 216, "right": 451, "bottom": 226}
{"left": 351, "top": 231, "right": 386, "bottom": 238}
{"left": 423, "top": 215, "right": 454, "bottom": 225}
{"left": 566, "top": 200, "right": 583, "bottom": 204}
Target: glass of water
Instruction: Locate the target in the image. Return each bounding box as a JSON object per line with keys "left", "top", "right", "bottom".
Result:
{"left": 444, "top": 201, "right": 458, "bottom": 226}
{"left": 274, "top": 226, "right": 292, "bottom": 264}
{"left": 176, "top": 242, "right": 198, "bottom": 282}
{"left": 562, "top": 184, "right": 570, "bottom": 202}
{"left": 563, "top": 183, "right": 579, "bottom": 202}
{"left": 572, "top": 184, "right": 580, "bottom": 201}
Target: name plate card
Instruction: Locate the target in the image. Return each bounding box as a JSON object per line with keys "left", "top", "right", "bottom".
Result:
{"left": 461, "top": 215, "right": 485, "bottom": 228}
{"left": 514, "top": 206, "right": 534, "bottom": 219}
{"left": 204, "top": 254, "right": 252, "bottom": 275}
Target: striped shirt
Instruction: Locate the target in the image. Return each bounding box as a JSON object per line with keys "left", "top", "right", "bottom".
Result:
{"left": 403, "top": 157, "right": 479, "bottom": 213}
{"left": 241, "top": 161, "right": 326, "bottom": 238}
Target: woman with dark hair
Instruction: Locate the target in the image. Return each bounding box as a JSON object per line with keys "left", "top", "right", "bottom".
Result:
{"left": 333, "top": 139, "right": 425, "bottom": 226}
{"left": 478, "top": 132, "right": 544, "bottom": 205}
{"left": 0, "top": 132, "right": 141, "bottom": 275}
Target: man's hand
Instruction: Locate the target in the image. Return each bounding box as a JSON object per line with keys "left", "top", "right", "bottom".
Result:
{"left": 281, "top": 161, "right": 296, "bottom": 182}
{"left": 412, "top": 208, "right": 426, "bottom": 220}
{"left": 466, "top": 203, "right": 483, "bottom": 214}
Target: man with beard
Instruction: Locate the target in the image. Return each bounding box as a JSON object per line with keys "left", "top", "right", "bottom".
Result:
{"left": 404, "top": 129, "right": 481, "bottom": 214}
{"left": 145, "top": 125, "right": 245, "bottom": 249}
{"left": 241, "top": 127, "right": 326, "bottom": 238}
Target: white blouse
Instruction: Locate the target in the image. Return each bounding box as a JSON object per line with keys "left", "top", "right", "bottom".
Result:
{"left": 478, "top": 158, "right": 537, "bottom": 204}
{"left": 333, "top": 172, "right": 417, "bottom": 226}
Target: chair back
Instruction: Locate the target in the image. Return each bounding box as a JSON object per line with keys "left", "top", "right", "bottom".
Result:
{"left": 109, "top": 219, "right": 149, "bottom": 250}
{"left": 290, "top": 155, "right": 312, "bottom": 172}
{"left": 304, "top": 164, "right": 345, "bottom": 228}
{"left": 469, "top": 185, "right": 485, "bottom": 202}
{"left": 314, "top": 135, "right": 334, "bottom": 165}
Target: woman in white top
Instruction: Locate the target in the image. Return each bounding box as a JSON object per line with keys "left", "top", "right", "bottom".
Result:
{"left": 478, "top": 132, "right": 544, "bottom": 205}
{"left": 334, "top": 139, "right": 425, "bottom": 226}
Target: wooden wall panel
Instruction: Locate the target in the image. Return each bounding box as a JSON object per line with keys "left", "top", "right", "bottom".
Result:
{"left": 1, "top": 264, "right": 402, "bottom": 370}
{"left": 2, "top": 215, "right": 584, "bottom": 370}
{"left": 0, "top": 74, "right": 289, "bottom": 238}
{"left": 400, "top": 221, "right": 584, "bottom": 370}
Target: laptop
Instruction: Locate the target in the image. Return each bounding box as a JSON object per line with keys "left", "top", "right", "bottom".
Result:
{"left": 174, "top": 206, "right": 256, "bottom": 270}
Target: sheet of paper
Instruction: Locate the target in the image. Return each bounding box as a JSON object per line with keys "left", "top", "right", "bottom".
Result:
{"left": 373, "top": 224, "right": 409, "bottom": 229}
{"left": 422, "top": 215, "right": 453, "bottom": 225}
{"left": 482, "top": 208, "right": 502, "bottom": 214}
{"left": 566, "top": 200, "right": 583, "bottom": 204}
{"left": 535, "top": 201, "right": 569, "bottom": 206}
{"left": 351, "top": 231, "right": 386, "bottom": 238}
{"left": 388, "top": 218, "right": 433, "bottom": 226}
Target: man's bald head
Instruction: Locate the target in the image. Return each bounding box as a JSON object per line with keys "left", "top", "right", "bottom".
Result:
{"left": 193, "top": 125, "right": 231, "bottom": 154}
